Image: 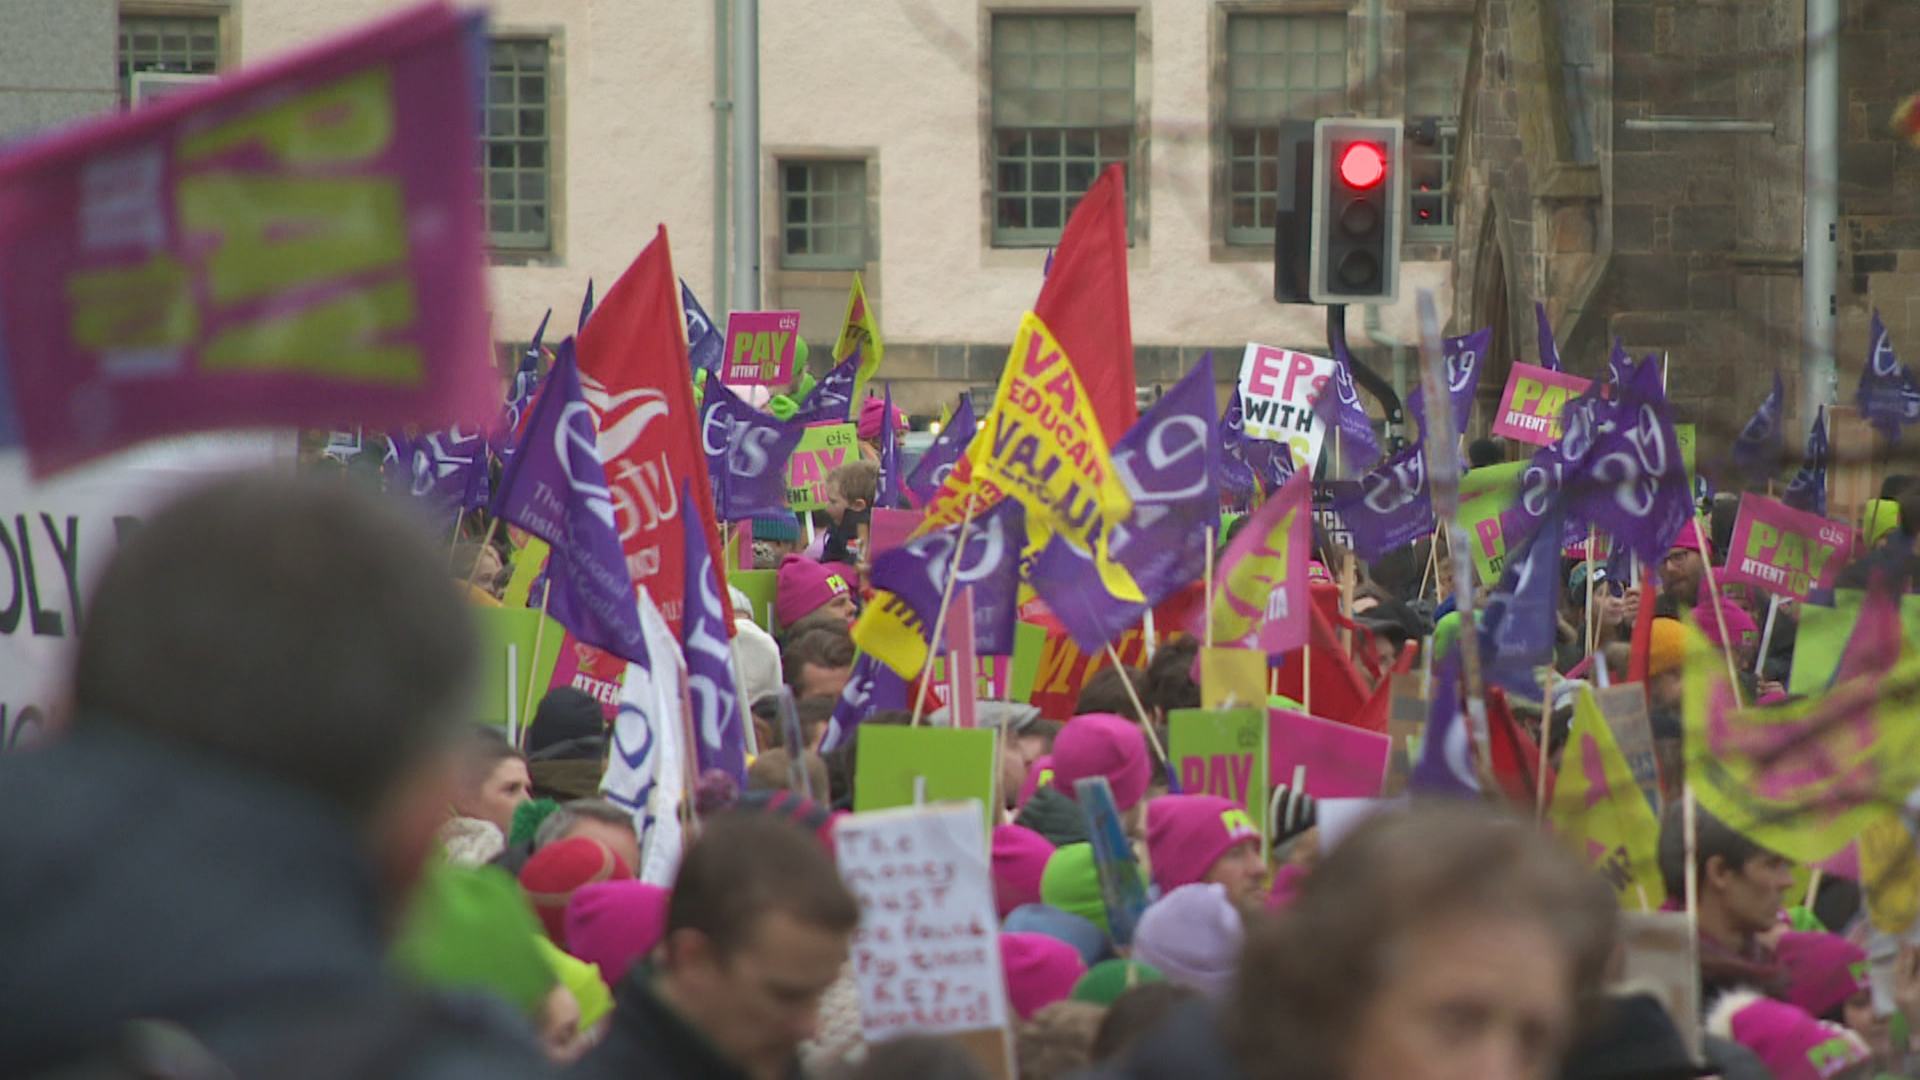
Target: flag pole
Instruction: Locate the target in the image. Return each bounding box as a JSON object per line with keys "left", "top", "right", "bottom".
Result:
{"left": 1535, "top": 667, "right": 1555, "bottom": 823}
{"left": 1755, "top": 594, "right": 1782, "bottom": 678}
{"left": 1584, "top": 527, "right": 1598, "bottom": 657}
{"left": 911, "top": 492, "right": 979, "bottom": 727}
{"left": 1104, "top": 639, "right": 1170, "bottom": 773}
{"left": 1694, "top": 518, "right": 1747, "bottom": 708}
{"left": 447, "top": 507, "right": 468, "bottom": 569}
{"left": 518, "top": 580, "right": 552, "bottom": 749}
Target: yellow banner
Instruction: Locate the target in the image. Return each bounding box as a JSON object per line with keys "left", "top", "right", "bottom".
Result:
{"left": 1551, "top": 686, "right": 1666, "bottom": 911}
{"left": 834, "top": 271, "right": 885, "bottom": 386}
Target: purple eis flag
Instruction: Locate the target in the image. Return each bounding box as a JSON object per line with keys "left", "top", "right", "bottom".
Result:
{"left": 1315, "top": 339, "right": 1383, "bottom": 476}
{"left": 699, "top": 372, "right": 804, "bottom": 522}
{"left": 905, "top": 394, "right": 976, "bottom": 506}
{"left": 679, "top": 477, "right": 746, "bottom": 787}
{"left": 1478, "top": 505, "right": 1566, "bottom": 698}
{"left": 1031, "top": 355, "right": 1221, "bottom": 649}
{"left": 1244, "top": 437, "right": 1298, "bottom": 495}
{"left": 1783, "top": 406, "right": 1829, "bottom": 517}
{"left": 821, "top": 652, "right": 908, "bottom": 754}
{"left": 1410, "top": 652, "right": 1480, "bottom": 797}
{"left": 1729, "top": 372, "right": 1786, "bottom": 487}
{"left": 492, "top": 339, "right": 649, "bottom": 665}
{"left": 1574, "top": 356, "right": 1691, "bottom": 566}
{"left": 869, "top": 498, "right": 1025, "bottom": 657}
{"left": 1407, "top": 327, "right": 1492, "bottom": 441}
{"left": 1331, "top": 441, "right": 1433, "bottom": 562}
{"left": 877, "top": 382, "right": 903, "bottom": 509}
{"left": 492, "top": 308, "right": 551, "bottom": 464}
{"left": 1606, "top": 339, "right": 1637, "bottom": 388}
{"left": 1536, "top": 302, "right": 1562, "bottom": 372}
{"left": 1218, "top": 390, "right": 1259, "bottom": 506}
{"left": 393, "top": 424, "right": 488, "bottom": 513}
{"left": 1857, "top": 311, "right": 1920, "bottom": 444}
{"left": 680, "top": 279, "right": 724, "bottom": 375}
{"left": 793, "top": 351, "right": 861, "bottom": 426}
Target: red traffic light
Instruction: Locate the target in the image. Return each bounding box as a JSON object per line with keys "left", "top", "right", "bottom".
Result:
{"left": 1338, "top": 143, "right": 1386, "bottom": 189}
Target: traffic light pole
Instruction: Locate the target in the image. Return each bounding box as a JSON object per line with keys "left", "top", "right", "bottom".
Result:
{"left": 1326, "top": 303, "right": 1408, "bottom": 452}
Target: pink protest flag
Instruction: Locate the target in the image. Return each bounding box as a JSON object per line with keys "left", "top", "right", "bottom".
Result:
{"left": 1491, "top": 363, "right": 1593, "bottom": 448}
{"left": 1269, "top": 708, "right": 1391, "bottom": 798}
{"left": 1205, "top": 468, "right": 1312, "bottom": 658}
{"left": 946, "top": 587, "right": 980, "bottom": 729}
{"left": 0, "top": 2, "right": 497, "bottom": 476}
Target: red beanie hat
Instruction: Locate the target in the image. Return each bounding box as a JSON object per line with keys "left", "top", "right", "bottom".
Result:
{"left": 519, "top": 837, "right": 631, "bottom": 946}
{"left": 1050, "top": 714, "right": 1150, "bottom": 811}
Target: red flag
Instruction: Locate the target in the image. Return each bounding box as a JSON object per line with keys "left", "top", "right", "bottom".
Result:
{"left": 576, "top": 227, "right": 729, "bottom": 632}
{"left": 1273, "top": 592, "right": 1374, "bottom": 726}
{"left": 1487, "top": 686, "right": 1555, "bottom": 809}
{"left": 1034, "top": 164, "right": 1137, "bottom": 442}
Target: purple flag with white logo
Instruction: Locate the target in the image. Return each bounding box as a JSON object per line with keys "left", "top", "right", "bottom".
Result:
{"left": 1407, "top": 327, "right": 1492, "bottom": 441}
{"left": 1031, "top": 356, "right": 1222, "bottom": 649}
{"left": 1410, "top": 652, "right": 1479, "bottom": 797}
{"left": 1729, "top": 372, "right": 1786, "bottom": 487}
{"left": 391, "top": 425, "right": 489, "bottom": 514}
{"left": 680, "top": 280, "right": 724, "bottom": 375}
{"left": 821, "top": 652, "right": 909, "bottom": 754}
{"left": 1606, "top": 339, "right": 1637, "bottom": 388}
{"left": 1573, "top": 357, "right": 1691, "bottom": 566}
{"left": 492, "top": 339, "right": 649, "bottom": 665}
{"left": 1858, "top": 311, "right": 1920, "bottom": 444}
{"left": 906, "top": 394, "right": 976, "bottom": 507}
{"left": 1315, "top": 340, "right": 1383, "bottom": 476}
{"left": 1784, "top": 406, "right": 1829, "bottom": 518}
{"left": 1478, "top": 505, "right": 1565, "bottom": 696}
{"left": 493, "top": 308, "right": 551, "bottom": 464}
{"left": 1331, "top": 441, "right": 1433, "bottom": 561}
{"left": 869, "top": 499, "right": 1025, "bottom": 657}
{"left": 793, "top": 351, "right": 861, "bottom": 426}
{"left": 700, "top": 372, "right": 804, "bottom": 522}
{"left": 679, "top": 478, "right": 746, "bottom": 787}
{"left": 877, "top": 382, "right": 903, "bottom": 509}
{"left": 1218, "top": 389, "right": 1259, "bottom": 506}
{"left": 1536, "top": 302, "right": 1561, "bottom": 372}
{"left": 1245, "top": 437, "right": 1298, "bottom": 494}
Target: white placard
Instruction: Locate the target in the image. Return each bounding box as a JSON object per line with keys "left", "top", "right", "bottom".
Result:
{"left": 834, "top": 802, "right": 1009, "bottom": 1041}
{"left": 1236, "top": 343, "right": 1337, "bottom": 472}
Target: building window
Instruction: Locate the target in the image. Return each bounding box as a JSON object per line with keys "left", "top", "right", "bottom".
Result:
{"left": 1406, "top": 14, "right": 1472, "bottom": 236}
{"left": 780, "top": 161, "right": 868, "bottom": 270}
{"left": 990, "top": 14, "right": 1135, "bottom": 248}
{"left": 117, "top": 14, "right": 220, "bottom": 104}
{"left": 485, "top": 38, "right": 552, "bottom": 252}
{"left": 1223, "top": 13, "right": 1350, "bottom": 245}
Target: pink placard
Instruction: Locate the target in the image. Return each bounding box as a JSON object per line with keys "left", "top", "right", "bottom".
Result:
{"left": 1269, "top": 709, "right": 1391, "bottom": 799}
{"left": 1721, "top": 493, "right": 1854, "bottom": 601}
{"left": 869, "top": 508, "right": 921, "bottom": 560}
{"left": 1490, "top": 363, "right": 1593, "bottom": 447}
{"left": 723, "top": 310, "right": 801, "bottom": 387}
{"left": 945, "top": 587, "right": 979, "bottom": 729}
{"left": 0, "top": 3, "right": 497, "bottom": 477}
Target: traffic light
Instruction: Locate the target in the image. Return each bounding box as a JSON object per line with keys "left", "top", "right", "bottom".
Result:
{"left": 1309, "top": 118, "right": 1404, "bottom": 305}
{"left": 1270, "top": 120, "right": 1317, "bottom": 304}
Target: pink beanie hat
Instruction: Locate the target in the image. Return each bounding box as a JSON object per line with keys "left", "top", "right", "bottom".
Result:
{"left": 563, "top": 880, "right": 670, "bottom": 985}
{"left": 1016, "top": 755, "right": 1054, "bottom": 808}
{"left": 999, "top": 931, "right": 1087, "bottom": 1020}
{"left": 1146, "top": 795, "right": 1262, "bottom": 895}
{"left": 992, "top": 825, "right": 1056, "bottom": 918}
{"left": 1049, "top": 714, "right": 1150, "bottom": 811}
{"left": 1775, "top": 931, "right": 1871, "bottom": 1019}
{"left": 1707, "top": 991, "right": 1872, "bottom": 1080}
{"left": 776, "top": 554, "right": 852, "bottom": 628}
{"left": 1694, "top": 597, "right": 1759, "bottom": 650}
{"left": 858, "top": 396, "right": 903, "bottom": 441}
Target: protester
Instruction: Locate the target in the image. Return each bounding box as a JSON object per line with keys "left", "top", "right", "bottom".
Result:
{"left": 822, "top": 459, "right": 878, "bottom": 565}
{"left": 1016, "top": 713, "right": 1151, "bottom": 845}
{"left": 777, "top": 554, "right": 858, "bottom": 631}
{"left": 524, "top": 688, "right": 609, "bottom": 801}
{"left": 455, "top": 725, "right": 536, "bottom": 840}
{"left": 747, "top": 746, "right": 831, "bottom": 798}
{"left": 521, "top": 836, "right": 633, "bottom": 945}
{"left": 1076, "top": 664, "right": 1151, "bottom": 723}
{"left": 1657, "top": 803, "right": 1795, "bottom": 1002}
{"left": 992, "top": 823, "right": 1058, "bottom": 918}
{"left": 1705, "top": 992, "right": 1875, "bottom": 1080}
{"left": 571, "top": 811, "right": 859, "bottom": 1079}
{"left": 783, "top": 624, "right": 858, "bottom": 700}
{"left": 1092, "top": 982, "right": 1197, "bottom": 1063}
{"left": 749, "top": 511, "right": 806, "bottom": 570}
{"left": 844, "top": 1035, "right": 990, "bottom": 1080}
{"left": 731, "top": 583, "right": 785, "bottom": 708}
{"left": 1002, "top": 932, "right": 1089, "bottom": 1021}
{"left": 532, "top": 799, "right": 644, "bottom": 883}
{"left": 1146, "top": 794, "right": 1265, "bottom": 913}
{"left": 1131, "top": 883, "right": 1245, "bottom": 999}
{"left": 1015, "top": 1000, "right": 1105, "bottom": 1079}
{"left": 0, "top": 477, "right": 550, "bottom": 1077}
{"left": 1658, "top": 530, "right": 1710, "bottom": 618}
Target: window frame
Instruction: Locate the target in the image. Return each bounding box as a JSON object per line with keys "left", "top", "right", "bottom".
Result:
{"left": 986, "top": 11, "right": 1139, "bottom": 250}
{"left": 116, "top": 5, "right": 228, "bottom": 106}
{"left": 1217, "top": 9, "right": 1354, "bottom": 248}
{"left": 1404, "top": 11, "right": 1474, "bottom": 241}
{"left": 483, "top": 35, "right": 556, "bottom": 255}
{"left": 778, "top": 159, "right": 871, "bottom": 271}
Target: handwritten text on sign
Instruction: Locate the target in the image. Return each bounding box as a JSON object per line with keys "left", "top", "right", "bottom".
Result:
{"left": 1492, "top": 364, "right": 1593, "bottom": 447}
{"left": 723, "top": 310, "right": 801, "bottom": 387}
{"left": 787, "top": 423, "right": 857, "bottom": 511}
{"left": 1236, "top": 344, "right": 1335, "bottom": 471}
{"left": 1721, "top": 493, "right": 1853, "bottom": 601}
{"left": 834, "top": 804, "right": 1009, "bottom": 1041}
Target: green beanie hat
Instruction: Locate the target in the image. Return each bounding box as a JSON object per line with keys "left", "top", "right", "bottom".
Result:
{"left": 511, "top": 797, "right": 561, "bottom": 848}
{"left": 1071, "top": 958, "right": 1164, "bottom": 1005}
{"left": 1040, "top": 842, "right": 1142, "bottom": 935}
{"left": 392, "top": 862, "right": 554, "bottom": 1017}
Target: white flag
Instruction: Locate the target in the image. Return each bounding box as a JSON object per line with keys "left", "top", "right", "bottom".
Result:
{"left": 601, "top": 587, "right": 689, "bottom": 886}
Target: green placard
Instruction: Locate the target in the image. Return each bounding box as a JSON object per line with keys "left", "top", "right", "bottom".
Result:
{"left": 786, "top": 423, "right": 859, "bottom": 511}
{"left": 1168, "top": 707, "right": 1270, "bottom": 851}
{"left": 1460, "top": 461, "right": 1525, "bottom": 583}
{"left": 729, "top": 568, "right": 778, "bottom": 632}
{"left": 853, "top": 725, "right": 998, "bottom": 834}
{"left": 473, "top": 606, "right": 567, "bottom": 730}
{"left": 1005, "top": 622, "right": 1048, "bottom": 704}
{"left": 1788, "top": 590, "right": 1920, "bottom": 693}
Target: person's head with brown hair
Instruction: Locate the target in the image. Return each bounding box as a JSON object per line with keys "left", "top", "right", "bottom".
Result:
{"left": 747, "top": 747, "right": 830, "bottom": 799}
{"left": 646, "top": 812, "right": 860, "bottom": 1077}
{"left": 824, "top": 460, "right": 879, "bottom": 525}
{"left": 452, "top": 726, "right": 532, "bottom": 839}
{"left": 1143, "top": 637, "right": 1201, "bottom": 723}
{"left": 783, "top": 626, "right": 857, "bottom": 701}
{"left": 1075, "top": 664, "right": 1149, "bottom": 723}
{"left": 1228, "top": 800, "right": 1617, "bottom": 1080}
{"left": 1015, "top": 1000, "right": 1106, "bottom": 1080}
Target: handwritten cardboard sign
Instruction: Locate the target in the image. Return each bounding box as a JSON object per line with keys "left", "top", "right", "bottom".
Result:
{"left": 1236, "top": 343, "right": 1336, "bottom": 472}
{"left": 1170, "top": 707, "right": 1270, "bottom": 843}
{"left": 786, "top": 422, "right": 858, "bottom": 511}
{"left": 1721, "top": 493, "right": 1853, "bottom": 601}
{"left": 1491, "top": 364, "right": 1592, "bottom": 447}
{"left": 1269, "top": 708, "right": 1391, "bottom": 799}
{"left": 722, "top": 310, "right": 801, "bottom": 387}
{"left": 834, "top": 803, "right": 1011, "bottom": 1047}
